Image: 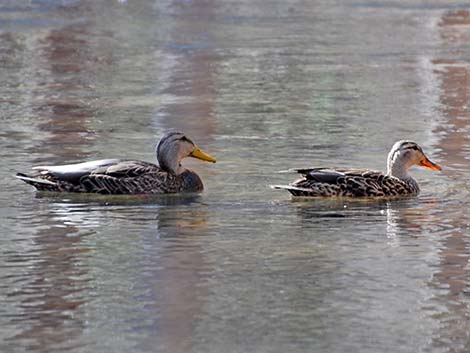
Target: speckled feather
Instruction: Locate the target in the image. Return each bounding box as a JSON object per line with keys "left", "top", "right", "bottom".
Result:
{"left": 16, "top": 131, "right": 216, "bottom": 195}
{"left": 16, "top": 160, "right": 204, "bottom": 194}
{"left": 280, "top": 168, "right": 418, "bottom": 197}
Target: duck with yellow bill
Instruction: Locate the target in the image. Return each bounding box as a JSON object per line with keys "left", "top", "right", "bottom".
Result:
{"left": 16, "top": 131, "right": 216, "bottom": 194}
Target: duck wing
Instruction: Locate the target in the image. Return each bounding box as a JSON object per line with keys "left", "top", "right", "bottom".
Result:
{"left": 295, "top": 168, "right": 387, "bottom": 197}
{"left": 90, "top": 160, "right": 160, "bottom": 178}
{"left": 290, "top": 168, "right": 414, "bottom": 197}
{"left": 296, "top": 168, "right": 349, "bottom": 183}
{"left": 31, "top": 159, "right": 123, "bottom": 184}
{"left": 16, "top": 159, "right": 122, "bottom": 191}
{"left": 272, "top": 168, "right": 350, "bottom": 196}
{"left": 17, "top": 159, "right": 169, "bottom": 194}
{"left": 272, "top": 168, "right": 396, "bottom": 197}
{"left": 77, "top": 160, "right": 172, "bottom": 194}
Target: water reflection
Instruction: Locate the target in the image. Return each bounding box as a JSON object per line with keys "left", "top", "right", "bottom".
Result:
{"left": 2, "top": 218, "right": 90, "bottom": 352}
{"left": 142, "top": 209, "right": 211, "bottom": 353}
{"left": 28, "top": 16, "right": 103, "bottom": 164}
{"left": 430, "top": 9, "right": 470, "bottom": 351}
{"left": 1, "top": 1, "right": 470, "bottom": 353}
{"left": 292, "top": 196, "right": 446, "bottom": 235}
{"left": 156, "top": 0, "right": 218, "bottom": 142}
{"left": 143, "top": 2, "right": 220, "bottom": 350}
{"left": 2, "top": 193, "right": 212, "bottom": 352}
{"left": 1, "top": 3, "right": 101, "bottom": 351}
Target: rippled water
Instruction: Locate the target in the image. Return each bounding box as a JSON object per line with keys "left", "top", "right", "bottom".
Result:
{"left": 1, "top": 1, "right": 469, "bottom": 352}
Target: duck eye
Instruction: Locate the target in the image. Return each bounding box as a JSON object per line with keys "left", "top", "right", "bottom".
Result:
{"left": 180, "top": 136, "right": 194, "bottom": 145}
{"left": 403, "top": 145, "right": 418, "bottom": 151}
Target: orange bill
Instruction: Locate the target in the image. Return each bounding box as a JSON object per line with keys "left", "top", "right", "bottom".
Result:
{"left": 419, "top": 156, "right": 442, "bottom": 170}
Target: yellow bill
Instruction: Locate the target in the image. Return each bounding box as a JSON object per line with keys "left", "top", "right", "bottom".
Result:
{"left": 190, "top": 145, "right": 216, "bottom": 163}
{"left": 419, "top": 156, "right": 441, "bottom": 170}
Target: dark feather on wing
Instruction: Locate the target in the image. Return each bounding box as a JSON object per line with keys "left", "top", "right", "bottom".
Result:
{"left": 288, "top": 168, "right": 417, "bottom": 197}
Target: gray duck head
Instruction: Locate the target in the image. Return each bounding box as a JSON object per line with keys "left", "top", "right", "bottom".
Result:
{"left": 156, "top": 131, "right": 216, "bottom": 175}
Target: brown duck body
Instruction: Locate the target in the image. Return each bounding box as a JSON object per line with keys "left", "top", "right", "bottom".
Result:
{"left": 284, "top": 168, "right": 418, "bottom": 197}
{"left": 16, "top": 131, "right": 216, "bottom": 195}
{"left": 272, "top": 141, "right": 441, "bottom": 198}
{"left": 16, "top": 159, "right": 204, "bottom": 194}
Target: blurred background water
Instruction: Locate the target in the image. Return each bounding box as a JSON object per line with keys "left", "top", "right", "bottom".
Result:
{"left": 0, "top": 1, "right": 469, "bottom": 352}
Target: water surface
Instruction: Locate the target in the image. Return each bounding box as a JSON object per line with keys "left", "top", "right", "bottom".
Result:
{"left": 1, "top": 1, "right": 469, "bottom": 352}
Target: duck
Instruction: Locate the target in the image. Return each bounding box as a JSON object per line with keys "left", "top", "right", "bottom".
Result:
{"left": 271, "top": 140, "right": 441, "bottom": 197}
{"left": 16, "top": 131, "right": 216, "bottom": 194}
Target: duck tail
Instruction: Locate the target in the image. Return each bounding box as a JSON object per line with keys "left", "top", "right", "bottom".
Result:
{"left": 270, "top": 184, "right": 291, "bottom": 190}
{"left": 270, "top": 184, "right": 315, "bottom": 197}
{"left": 15, "top": 173, "right": 59, "bottom": 191}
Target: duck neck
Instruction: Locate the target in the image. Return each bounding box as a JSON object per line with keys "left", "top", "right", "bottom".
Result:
{"left": 387, "top": 158, "right": 419, "bottom": 192}
{"left": 165, "top": 161, "right": 185, "bottom": 175}
{"left": 158, "top": 151, "right": 185, "bottom": 175}
{"left": 387, "top": 154, "right": 412, "bottom": 180}
{"left": 388, "top": 162, "right": 409, "bottom": 180}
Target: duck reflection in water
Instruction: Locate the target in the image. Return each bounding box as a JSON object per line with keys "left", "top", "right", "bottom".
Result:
{"left": 384, "top": 197, "right": 445, "bottom": 245}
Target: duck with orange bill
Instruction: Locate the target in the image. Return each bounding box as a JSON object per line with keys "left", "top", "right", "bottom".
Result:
{"left": 271, "top": 141, "right": 441, "bottom": 197}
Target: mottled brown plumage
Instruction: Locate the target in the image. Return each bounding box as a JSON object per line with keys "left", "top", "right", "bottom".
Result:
{"left": 272, "top": 141, "right": 441, "bottom": 198}
{"left": 16, "top": 131, "right": 216, "bottom": 195}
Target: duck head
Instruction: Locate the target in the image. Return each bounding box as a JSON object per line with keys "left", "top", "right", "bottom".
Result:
{"left": 387, "top": 140, "right": 441, "bottom": 179}
{"left": 156, "top": 131, "right": 216, "bottom": 175}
